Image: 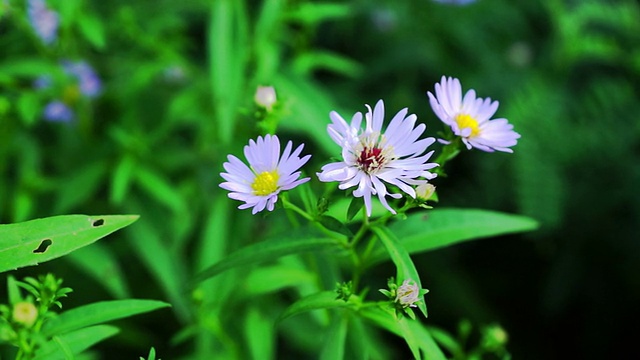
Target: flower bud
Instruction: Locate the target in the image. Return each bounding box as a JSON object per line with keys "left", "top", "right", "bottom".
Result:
{"left": 395, "top": 279, "right": 420, "bottom": 308}
{"left": 254, "top": 86, "right": 277, "bottom": 111}
{"left": 416, "top": 182, "right": 436, "bottom": 202}
{"left": 12, "top": 302, "right": 38, "bottom": 328}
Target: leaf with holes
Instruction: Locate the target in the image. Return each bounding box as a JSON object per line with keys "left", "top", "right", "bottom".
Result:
{"left": 0, "top": 215, "right": 139, "bottom": 273}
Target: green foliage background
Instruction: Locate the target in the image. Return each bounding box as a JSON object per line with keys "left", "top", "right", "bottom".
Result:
{"left": 1, "top": 0, "right": 639, "bottom": 359}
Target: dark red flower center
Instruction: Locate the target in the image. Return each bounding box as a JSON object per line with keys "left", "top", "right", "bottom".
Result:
{"left": 357, "top": 147, "right": 385, "bottom": 173}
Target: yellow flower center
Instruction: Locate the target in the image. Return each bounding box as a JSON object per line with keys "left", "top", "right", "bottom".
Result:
{"left": 455, "top": 114, "right": 480, "bottom": 137}
{"left": 251, "top": 171, "right": 279, "bottom": 196}
{"left": 62, "top": 85, "right": 81, "bottom": 105}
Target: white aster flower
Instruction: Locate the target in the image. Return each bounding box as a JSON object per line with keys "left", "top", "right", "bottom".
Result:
{"left": 427, "top": 76, "right": 520, "bottom": 153}
{"left": 220, "top": 134, "right": 311, "bottom": 214}
{"left": 317, "top": 100, "right": 438, "bottom": 217}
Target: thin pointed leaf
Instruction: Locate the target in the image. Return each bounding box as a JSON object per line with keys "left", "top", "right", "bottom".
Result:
{"left": 33, "top": 325, "right": 119, "bottom": 360}
{"left": 278, "top": 291, "right": 352, "bottom": 322}
{"left": 0, "top": 215, "right": 139, "bottom": 273}
{"left": 193, "top": 231, "right": 341, "bottom": 285}
{"left": 369, "top": 209, "right": 539, "bottom": 264}
{"left": 320, "top": 314, "right": 348, "bottom": 360}
{"left": 42, "top": 299, "right": 169, "bottom": 337}
{"left": 244, "top": 308, "right": 274, "bottom": 360}
{"left": 371, "top": 226, "right": 427, "bottom": 318}
{"left": 66, "top": 243, "right": 130, "bottom": 299}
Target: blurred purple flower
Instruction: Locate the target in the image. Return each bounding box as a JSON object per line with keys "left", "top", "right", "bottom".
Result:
{"left": 43, "top": 101, "right": 73, "bottom": 122}
{"left": 27, "top": 0, "right": 59, "bottom": 45}
{"left": 62, "top": 61, "right": 102, "bottom": 98}
{"left": 33, "top": 75, "right": 52, "bottom": 90}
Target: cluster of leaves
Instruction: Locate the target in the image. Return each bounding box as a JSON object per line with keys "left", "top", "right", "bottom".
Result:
{"left": 0, "top": 273, "right": 168, "bottom": 359}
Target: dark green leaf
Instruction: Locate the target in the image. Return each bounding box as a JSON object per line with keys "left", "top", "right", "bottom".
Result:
{"left": 278, "top": 291, "right": 351, "bottom": 322}
{"left": 369, "top": 208, "right": 539, "bottom": 264}
{"left": 318, "top": 215, "right": 353, "bottom": 236}
{"left": 193, "top": 230, "right": 341, "bottom": 285}
{"left": 42, "top": 299, "right": 169, "bottom": 337}
{"left": 33, "top": 325, "right": 119, "bottom": 360}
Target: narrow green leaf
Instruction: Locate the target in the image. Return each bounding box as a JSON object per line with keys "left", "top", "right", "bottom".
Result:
{"left": 0, "top": 215, "right": 139, "bottom": 273}
{"left": 369, "top": 209, "right": 539, "bottom": 264}
{"left": 398, "top": 317, "right": 422, "bottom": 360}
{"left": 7, "top": 275, "right": 21, "bottom": 305}
{"left": 135, "top": 166, "right": 186, "bottom": 214}
{"left": 346, "top": 197, "right": 364, "bottom": 222}
{"left": 126, "top": 214, "right": 191, "bottom": 322}
{"left": 244, "top": 308, "right": 274, "bottom": 360}
{"left": 78, "top": 15, "right": 106, "bottom": 50}
{"left": 17, "top": 92, "right": 40, "bottom": 126}
{"left": 193, "top": 231, "right": 341, "bottom": 285}
{"left": 33, "top": 325, "right": 119, "bottom": 360}
{"left": 55, "top": 161, "right": 108, "bottom": 214}
{"left": 278, "top": 291, "right": 351, "bottom": 322}
{"left": 243, "top": 264, "right": 315, "bottom": 296}
{"left": 320, "top": 314, "right": 348, "bottom": 360}
{"left": 66, "top": 243, "right": 130, "bottom": 299}
{"left": 318, "top": 215, "right": 353, "bottom": 237}
{"left": 110, "top": 155, "right": 135, "bottom": 205}
{"left": 42, "top": 299, "right": 169, "bottom": 337}
{"left": 371, "top": 226, "right": 427, "bottom": 318}
{"left": 360, "top": 307, "right": 446, "bottom": 360}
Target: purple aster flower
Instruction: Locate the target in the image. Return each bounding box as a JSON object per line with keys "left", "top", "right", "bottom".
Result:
{"left": 27, "top": 0, "right": 59, "bottom": 45}
{"left": 62, "top": 61, "right": 102, "bottom": 98}
{"left": 43, "top": 101, "right": 73, "bottom": 122}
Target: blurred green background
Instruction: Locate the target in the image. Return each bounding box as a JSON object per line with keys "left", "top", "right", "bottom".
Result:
{"left": 1, "top": 0, "right": 639, "bottom": 359}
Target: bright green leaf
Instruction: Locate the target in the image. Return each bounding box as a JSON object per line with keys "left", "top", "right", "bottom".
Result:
{"left": 0, "top": 215, "right": 139, "bottom": 273}
{"left": 33, "top": 325, "right": 119, "bottom": 360}
{"left": 278, "top": 291, "right": 351, "bottom": 322}
{"left": 244, "top": 308, "right": 274, "bottom": 360}
{"left": 78, "top": 15, "right": 107, "bottom": 50}
{"left": 42, "top": 299, "right": 170, "bottom": 337}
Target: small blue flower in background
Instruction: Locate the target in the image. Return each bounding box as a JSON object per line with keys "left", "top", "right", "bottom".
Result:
{"left": 35, "top": 60, "right": 102, "bottom": 122}
{"left": 43, "top": 101, "right": 74, "bottom": 122}
{"left": 27, "top": 0, "right": 59, "bottom": 45}
{"left": 62, "top": 61, "right": 102, "bottom": 98}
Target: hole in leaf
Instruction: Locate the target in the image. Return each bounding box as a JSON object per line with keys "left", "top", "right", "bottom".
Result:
{"left": 92, "top": 219, "right": 105, "bottom": 227}
{"left": 33, "top": 239, "right": 53, "bottom": 254}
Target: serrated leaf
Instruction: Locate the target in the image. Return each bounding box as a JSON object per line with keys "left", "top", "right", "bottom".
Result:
{"left": 42, "top": 299, "right": 170, "bottom": 337}
{"left": 371, "top": 226, "right": 427, "bottom": 318}
{"left": 368, "top": 209, "right": 539, "bottom": 265}
{"left": 0, "top": 215, "right": 139, "bottom": 273}
{"left": 278, "top": 291, "right": 351, "bottom": 322}
{"left": 33, "top": 325, "right": 119, "bottom": 360}
{"left": 193, "top": 230, "right": 341, "bottom": 285}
